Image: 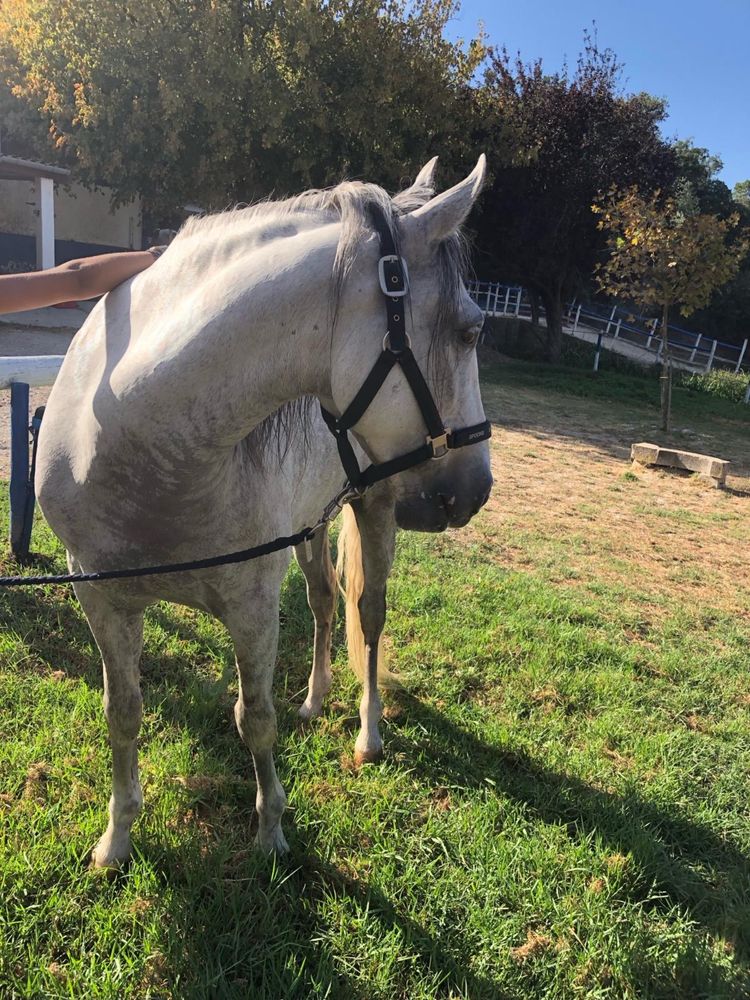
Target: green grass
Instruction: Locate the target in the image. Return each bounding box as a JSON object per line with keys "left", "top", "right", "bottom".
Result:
{"left": 482, "top": 356, "right": 750, "bottom": 423}
{"left": 486, "top": 315, "right": 750, "bottom": 406}
{"left": 677, "top": 369, "right": 750, "bottom": 405}
{"left": 1, "top": 370, "right": 749, "bottom": 997}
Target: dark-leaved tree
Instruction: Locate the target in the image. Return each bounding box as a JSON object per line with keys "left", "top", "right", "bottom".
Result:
{"left": 474, "top": 34, "right": 676, "bottom": 361}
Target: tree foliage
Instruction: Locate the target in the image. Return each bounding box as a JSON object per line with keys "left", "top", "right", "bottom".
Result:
{"left": 0, "top": 0, "right": 485, "bottom": 215}
{"left": 734, "top": 180, "right": 750, "bottom": 210}
{"left": 592, "top": 186, "right": 749, "bottom": 429}
{"left": 593, "top": 187, "right": 748, "bottom": 317}
{"left": 473, "top": 34, "right": 676, "bottom": 361}
{"left": 666, "top": 143, "right": 750, "bottom": 345}
{"left": 672, "top": 140, "right": 737, "bottom": 218}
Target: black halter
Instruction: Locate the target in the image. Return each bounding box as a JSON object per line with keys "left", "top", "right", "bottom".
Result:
{"left": 320, "top": 205, "right": 491, "bottom": 495}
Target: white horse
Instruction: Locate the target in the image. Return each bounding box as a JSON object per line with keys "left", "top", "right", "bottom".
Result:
{"left": 35, "top": 157, "right": 492, "bottom": 867}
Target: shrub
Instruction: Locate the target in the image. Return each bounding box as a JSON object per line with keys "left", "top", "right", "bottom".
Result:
{"left": 678, "top": 368, "right": 749, "bottom": 403}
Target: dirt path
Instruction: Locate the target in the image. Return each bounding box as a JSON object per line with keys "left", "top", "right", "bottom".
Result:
{"left": 471, "top": 363, "right": 750, "bottom": 621}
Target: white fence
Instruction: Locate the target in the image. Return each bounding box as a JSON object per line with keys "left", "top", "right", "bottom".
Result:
{"left": 469, "top": 281, "right": 749, "bottom": 376}
{"left": 0, "top": 355, "right": 64, "bottom": 389}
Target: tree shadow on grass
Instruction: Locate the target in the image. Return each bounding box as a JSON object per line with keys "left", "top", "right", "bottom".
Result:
{"left": 384, "top": 691, "right": 750, "bottom": 962}
{"left": 479, "top": 358, "right": 750, "bottom": 477}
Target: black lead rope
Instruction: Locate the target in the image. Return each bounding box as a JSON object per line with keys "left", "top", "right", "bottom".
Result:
{"left": 0, "top": 205, "right": 490, "bottom": 589}
{"left": 0, "top": 528, "right": 315, "bottom": 588}
{"left": 0, "top": 481, "right": 357, "bottom": 589}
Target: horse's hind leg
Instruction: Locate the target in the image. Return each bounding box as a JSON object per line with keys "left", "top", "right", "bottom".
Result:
{"left": 224, "top": 569, "right": 289, "bottom": 854}
{"left": 74, "top": 582, "right": 145, "bottom": 869}
{"left": 295, "top": 528, "right": 337, "bottom": 721}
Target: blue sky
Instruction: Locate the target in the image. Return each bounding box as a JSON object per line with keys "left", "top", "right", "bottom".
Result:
{"left": 444, "top": 0, "right": 749, "bottom": 190}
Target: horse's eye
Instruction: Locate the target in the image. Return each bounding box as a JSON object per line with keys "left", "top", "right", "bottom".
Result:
{"left": 460, "top": 322, "right": 483, "bottom": 347}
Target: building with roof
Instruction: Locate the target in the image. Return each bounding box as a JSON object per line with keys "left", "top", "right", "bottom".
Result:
{"left": 0, "top": 150, "right": 142, "bottom": 272}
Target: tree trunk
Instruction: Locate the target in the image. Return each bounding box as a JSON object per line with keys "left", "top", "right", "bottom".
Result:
{"left": 541, "top": 291, "right": 564, "bottom": 363}
{"left": 529, "top": 289, "right": 540, "bottom": 328}
{"left": 660, "top": 302, "right": 672, "bottom": 433}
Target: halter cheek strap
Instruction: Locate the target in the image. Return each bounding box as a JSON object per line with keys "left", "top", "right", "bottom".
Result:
{"left": 320, "top": 203, "right": 491, "bottom": 494}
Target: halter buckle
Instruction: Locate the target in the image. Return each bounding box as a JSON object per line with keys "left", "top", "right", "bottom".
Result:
{"left": 427, "top": 431, "right": 450, "bottom": 459}
{"left": 378, "top": 255, "right": 409, "bottom": 297}
{"left": 383, "top": 330, "right": 412, "bottom": 353}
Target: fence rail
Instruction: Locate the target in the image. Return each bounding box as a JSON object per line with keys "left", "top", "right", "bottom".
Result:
{"left": 0, "top": 355, "right": 64, "bottom": 390}
{"left": 468, "top": 281, "right": 749, "bottom": 376}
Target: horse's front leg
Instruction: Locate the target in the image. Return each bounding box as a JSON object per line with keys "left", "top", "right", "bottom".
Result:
{"left": 224, "top": 566, "right": 289, "bottom": 854}
{"left": 351, "top": 489, "right": 396, "bottom": 766}
{"left": 74, "top": 582, "right": 145, "bottom": 869}
{"left": 295, "top": 527, "right": 337, "bottom": 721}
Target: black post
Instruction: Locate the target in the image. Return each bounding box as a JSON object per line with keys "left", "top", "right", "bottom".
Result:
{"left": 9, "top": 382, "right": 30, "bottom": 558}
{"left": 19, "top": 406, "right": 45, "bottom": 559}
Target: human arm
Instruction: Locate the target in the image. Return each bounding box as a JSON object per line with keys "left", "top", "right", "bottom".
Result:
{"left": 0, "top": 249, "right": 161, "bottom": 315}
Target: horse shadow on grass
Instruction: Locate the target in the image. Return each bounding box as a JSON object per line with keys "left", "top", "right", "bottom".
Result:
{"left": 128, "top": 563, "right": 750, "bottom": 995}
{"left": 382, "top": 692, "right": 750, "bottom": 962}
{"left": 88, "top": 580, "right": 506, "bottom": 997}
{"left": 128, "top": 829, "right": 508, "bottom": 1000}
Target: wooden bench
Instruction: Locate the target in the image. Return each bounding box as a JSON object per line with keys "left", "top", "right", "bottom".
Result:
{"left": 630, "top": 442, "right": 729, "bottom": 488}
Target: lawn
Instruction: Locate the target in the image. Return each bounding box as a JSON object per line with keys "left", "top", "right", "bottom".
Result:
{"left": 0, "top": 358, "right": 749, "bottom": 999}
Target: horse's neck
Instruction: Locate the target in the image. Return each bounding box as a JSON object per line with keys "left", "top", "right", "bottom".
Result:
{"left": 118, "top": 218, "right": 339, "bottom": 462}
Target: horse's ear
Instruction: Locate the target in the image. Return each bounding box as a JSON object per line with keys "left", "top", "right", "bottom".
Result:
{"left": 393, "top": 157, "right": 439, "bottom": 212}
{"left": 412, "top": 156, "right": 439, "bottom": 190}
{"left": 403, "top": 154, "right": 486, "bottom": 244}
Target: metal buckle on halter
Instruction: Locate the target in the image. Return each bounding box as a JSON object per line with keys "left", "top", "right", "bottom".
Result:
{"left": 378, "top": 255, "right": 409, "bottom": 297}
{"left": 427, "top": 430, "right": 450, "bottom": 459}
{"left": 382, "top": 330, "right": 412, "bottom": 353}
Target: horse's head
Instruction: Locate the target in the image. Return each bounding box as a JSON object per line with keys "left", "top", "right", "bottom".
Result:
{"left": 328, "top": 156, "right": 492, "bottom": 532}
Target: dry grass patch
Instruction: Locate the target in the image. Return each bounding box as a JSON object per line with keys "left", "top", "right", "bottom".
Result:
{"left": 470, "top": 361, "right": 750, "bottom": 622}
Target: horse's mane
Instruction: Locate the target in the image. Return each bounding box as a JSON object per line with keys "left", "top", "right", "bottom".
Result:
{"left": 181, "top": 176, "right": 471, "bottom": 468}
{"left": 178, "top": 183, "right": 397, "bottom": 320}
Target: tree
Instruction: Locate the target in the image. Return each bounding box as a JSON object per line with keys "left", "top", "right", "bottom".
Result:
{"left": 0, "top": 0, "right": 485, "bottom": 215}
{"left": 651, "top": 144, "right": 750, "bottom": 348}
{"left": 473, "top": 34, "right": 676, "bottom": 361}
{"left": 671, "top": 140, "right": 736, "bottom": 218}
{"left": 593, "top": 187, "right": 749, "bottom": 431}
{"left": 733, "top": 180, "right": 750, "bottom": 210}
{"left": 664, "top": 147, "right": 750, "bottom": 347}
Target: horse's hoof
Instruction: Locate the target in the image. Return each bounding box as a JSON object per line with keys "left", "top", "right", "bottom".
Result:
{"left": 90, "top": 836, "right": 131, "bottom": 873}
{"left": 297, "top": 701, "right": 321, "bottom": 724}
{"left": 255, "top": 825, "right": 289, "bottom": 856}
{"left": 354, "top": 746, "right": 384, "bottom": 768}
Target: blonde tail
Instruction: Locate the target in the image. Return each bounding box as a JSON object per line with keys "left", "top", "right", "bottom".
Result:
{"left": 336, "top": 505, "right": 399, "bottom": 687}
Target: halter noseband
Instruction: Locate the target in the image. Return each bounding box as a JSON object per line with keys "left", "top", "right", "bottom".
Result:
{"left": 320, "top": 204, "right": 491, "bottom": 496}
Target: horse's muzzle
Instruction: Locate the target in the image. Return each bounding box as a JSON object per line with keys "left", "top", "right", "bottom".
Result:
{"left": 394, "top": 469, "right": 492, "bottom": 533}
